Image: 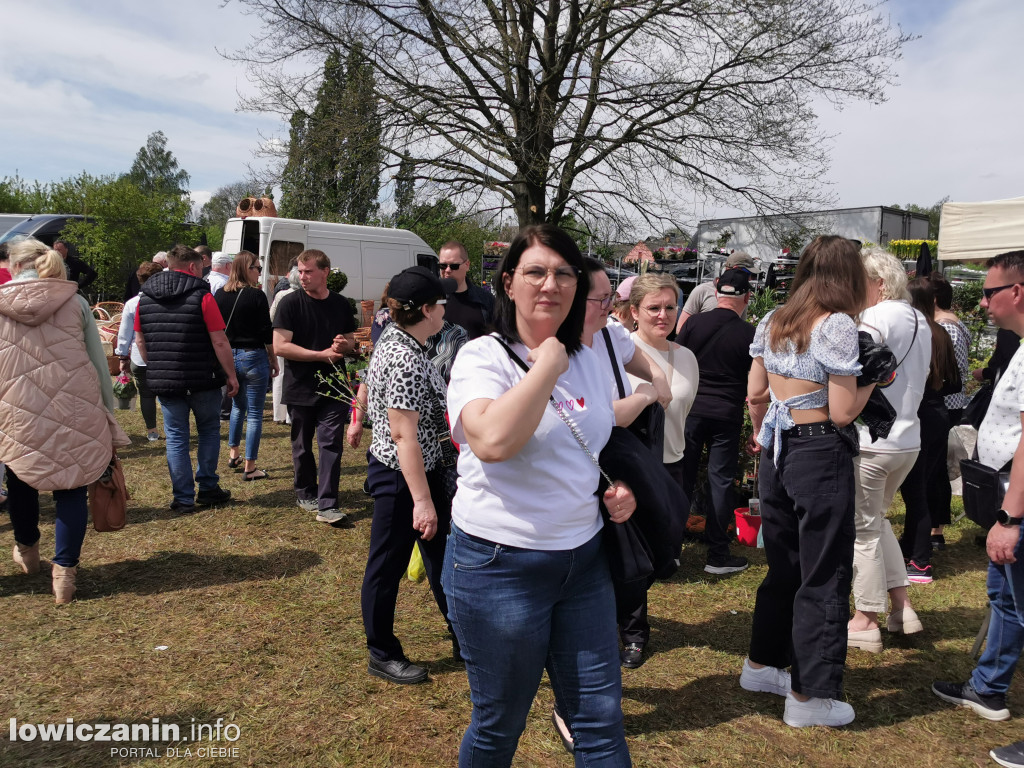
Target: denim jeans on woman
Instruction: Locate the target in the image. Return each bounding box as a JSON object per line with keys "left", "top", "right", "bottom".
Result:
{"left": 228, "top": 348, "right": 270, "bottom": 462}
{"left": 442, "top": 524, "right": 630, "bottom": 768}
{"left": 6, "top": 468, "right": 87, "bottom": 567}
{"left": 971, "top": 533, "right": 1024, "bottom": 697}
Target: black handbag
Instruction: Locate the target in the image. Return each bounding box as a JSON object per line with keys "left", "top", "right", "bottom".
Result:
{"left": 602, "top": 327, "right": 665, "bottom": 458}
{"left": 962, "top": 382, "right": 994, "bottom": 430}
{"left": 960, "top": 456, "right": 1010, "bottom": 530}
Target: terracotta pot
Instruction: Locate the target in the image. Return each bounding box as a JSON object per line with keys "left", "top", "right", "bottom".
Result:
{"left": 236, "top": 197, "right": 255, "bottom": 218}
{"left": 254, "top": 197, "right": 277, "bottom": 218}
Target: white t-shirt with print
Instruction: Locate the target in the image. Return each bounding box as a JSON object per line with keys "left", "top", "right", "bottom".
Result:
{"left": 979, "top": 343, "right": 1024, "bottom": 470}
{"left": 447, "top": 335, "right": 614, "bottom": 550}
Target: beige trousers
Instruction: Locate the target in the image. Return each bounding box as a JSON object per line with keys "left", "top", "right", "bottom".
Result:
{"left": 852, "top": 448, "right": 919, "bottom": 612}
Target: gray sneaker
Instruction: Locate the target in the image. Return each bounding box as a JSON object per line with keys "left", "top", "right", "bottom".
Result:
{"left": 297, "top": 498, "right": 319, "bottom": 513}
{"left": 316, "top": 508, "right": 354, "bottom": 528}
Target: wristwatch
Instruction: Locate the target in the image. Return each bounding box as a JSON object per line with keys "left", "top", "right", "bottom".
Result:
{"left": 996, "top": 509, "right": 1023, "bottom": 527}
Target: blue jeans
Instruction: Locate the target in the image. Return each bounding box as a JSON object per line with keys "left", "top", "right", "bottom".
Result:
{"left": 442, "top": 524, "right": 629, "bottom": 768}
{"left": 971, "top": 534, "right": 1024, "bottom": 696}
{"left": 6, "top": 468, "right": 88, "bottom": 567}
{"left": 228, "top": 349, "right": 270, "bottom": 462}
{"left": 159, "top": 388, "right": 222, "bottom": 505}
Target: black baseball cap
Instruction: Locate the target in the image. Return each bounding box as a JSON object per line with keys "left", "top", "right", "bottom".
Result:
{"left": 388, "top": 266, "right": 456, "bottom": 309}
{"left": 717, "top": 267, "right": 752, "bottom": 295}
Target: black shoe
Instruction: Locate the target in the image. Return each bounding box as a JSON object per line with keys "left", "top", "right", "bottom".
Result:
{"left": 930, "top": 534, "right": 946, "bottom": 551}
{"left": 551, "top": 707, "right": 574, "bottom": 755}
{"left": 169, "top": 499, "right": 196, "bottom": 513}
{"left": 704, "top": 554, "right": 749, "bottom": 575}
{"left": 932, "top": 680, "right": 1010, "bottom": 721}
{"left": 621, "top": 643, "right": 645, "bottom": 669}
{"left": 196, "top": 486, "right": 232, "bottom": 506}
{"left": 991, "top": 740, "right": 1024, "bottom": 768}
{"left": 368, "top": 656, "right": 428, "bottom": 684}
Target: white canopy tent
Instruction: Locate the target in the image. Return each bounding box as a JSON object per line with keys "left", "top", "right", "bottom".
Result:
{"left": 938, "top": 196, "right": 1024, "bottom": 261}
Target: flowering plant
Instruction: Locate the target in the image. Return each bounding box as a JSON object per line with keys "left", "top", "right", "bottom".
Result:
{"left": 112, "top": 372, "right": 137, "bottom": 400}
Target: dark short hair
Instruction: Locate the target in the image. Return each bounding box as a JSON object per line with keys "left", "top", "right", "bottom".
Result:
{"left": 166, "top": 244, "right": 202, "bottom": 269}
{"left": 387, "top": 296, "right": 434, "bottom": 327}
{"left": 297, "top": 249, "right": 330, "bottom": 270}
{"left": 987, "top": 250, "right": 1024, "bottom": 278}
{"left": 492, "top": 224, "right": 588, "bottom": 356}
{"left": 928, "top": 273, "right": 953, "bottom": 310}
{"left": 582, "top": 256, "right": 608, "bottom": 276}
{"left": 194, "top": 244, "right": 213, "bottom": 258}
{"left": 136, "top": 261, "right": 164, "bottom": 285}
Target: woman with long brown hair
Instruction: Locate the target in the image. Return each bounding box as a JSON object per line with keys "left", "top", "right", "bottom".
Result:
{"left": 744, "top": 235, "right": 875, "bottom": 727}
{"left": 214, "top": 250, "right": 278, "bottom": 480}
{"left": 897, "top": 277, "right": 960, "bottom": 580}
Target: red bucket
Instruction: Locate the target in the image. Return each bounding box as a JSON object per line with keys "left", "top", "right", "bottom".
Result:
{"left": 734, "top": 508, "right": 762, "bottom": 547}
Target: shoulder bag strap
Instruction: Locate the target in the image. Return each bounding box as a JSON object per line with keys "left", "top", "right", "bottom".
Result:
{"left": 895, "top": 310, "right": 919, "bottom": 369}
{"left": 492, "top": 335, "right": 613, "bottom": 486}
{"left": 602, "top": 327, "right": 627, "bottom": 400}
{"left": 225, "top": 286, "right": 245, "bottom": 333}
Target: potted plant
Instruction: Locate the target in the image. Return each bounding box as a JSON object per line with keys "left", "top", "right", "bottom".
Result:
{"left": 112, "top": 372, "right": 137, "bottom": 410}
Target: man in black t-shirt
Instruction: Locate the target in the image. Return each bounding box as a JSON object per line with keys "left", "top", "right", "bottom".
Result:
{"left": 677, "top": 267, "right": 756, "bottom": 575}
{"left": 437, "top": 240, "right": 493, "bottom": 339}
{"left": 273, "top": 249, "right": 357, "bottom": 527}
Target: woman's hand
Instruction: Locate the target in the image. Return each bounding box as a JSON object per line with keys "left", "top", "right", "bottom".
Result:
{"left": 346, "top": 420, "right": 363, "bottom": 449}
{"left": 604, "top": 481, "right": 636, "bottom": 523}
{"left": 413, "top": 498, "right": 438, "bottom": 540}
{"left": 527, "top": 337, "right": 569, "bottom": 377}
{"left": 633, "top": 382, "right": 658, "bottom": 407}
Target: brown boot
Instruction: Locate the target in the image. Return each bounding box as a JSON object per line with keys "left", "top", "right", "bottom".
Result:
{"left": 13, "top": 541, "right": 40, "bottom": 574}
{"left": 52, "top": 564, "right": 77, "bottom": 605}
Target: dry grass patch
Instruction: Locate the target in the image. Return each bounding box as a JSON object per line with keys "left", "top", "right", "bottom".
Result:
{"left": 0, "top": 406, "right": 1020, "bottom": 766}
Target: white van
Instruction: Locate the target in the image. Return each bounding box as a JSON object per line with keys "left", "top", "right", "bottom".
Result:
{"left": 221, "top": 216, "right": 439, "bottom": 302}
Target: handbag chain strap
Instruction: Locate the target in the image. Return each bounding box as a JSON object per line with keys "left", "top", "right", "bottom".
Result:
{"left": 494, "top": 335, "right": 613, "bottom": 486}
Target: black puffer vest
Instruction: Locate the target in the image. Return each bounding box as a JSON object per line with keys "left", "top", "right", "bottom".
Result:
{"left": 138, "top": 270, "right": 226, "bottom": 396}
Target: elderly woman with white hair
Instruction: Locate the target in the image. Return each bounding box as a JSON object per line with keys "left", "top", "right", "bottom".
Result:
{"left": 847, "top": 248, "right": 932, "bottom": 653}
{"left": 0, "top": 239, "right": 130, "bottom": 603}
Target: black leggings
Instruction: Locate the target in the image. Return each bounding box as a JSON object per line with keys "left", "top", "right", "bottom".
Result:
{"left": 130, "top": 362, "right": 158, "bottom": 431}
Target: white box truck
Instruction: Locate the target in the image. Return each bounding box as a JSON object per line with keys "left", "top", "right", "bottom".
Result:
{"left": 220, "top": 216, "right": 439, "bottom": 302}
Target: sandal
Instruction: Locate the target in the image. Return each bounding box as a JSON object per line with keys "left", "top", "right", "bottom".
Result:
{"left": 228, "top": 457, "right": 243, "bottom": 469}
{"left": 244, "top": 469, "right": 268, "bottom": 481}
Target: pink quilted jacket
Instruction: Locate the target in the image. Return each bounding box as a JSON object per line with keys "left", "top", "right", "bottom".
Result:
{"left": 0, "top": 278, "right": 130, "bottom": 490}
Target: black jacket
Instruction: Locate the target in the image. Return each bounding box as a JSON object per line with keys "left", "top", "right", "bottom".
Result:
{"left": 137, "top": 271, "right": 225, "bottom": 396}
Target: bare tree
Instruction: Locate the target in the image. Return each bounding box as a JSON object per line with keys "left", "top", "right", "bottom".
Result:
{"left": 230, "top": 0, "right": 911, "bottom": 230}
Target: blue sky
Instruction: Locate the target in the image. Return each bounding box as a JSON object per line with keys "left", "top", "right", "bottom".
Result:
{"left": 0, "top": 0, "right": 1020, "bottom": 227}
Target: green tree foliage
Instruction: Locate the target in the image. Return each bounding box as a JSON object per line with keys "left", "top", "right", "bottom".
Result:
{"left": 279, "top": 45, "right": 382, "bottom": 223}
{"left": 0, "top": 175, "right": 51, "bottom": 213}
{"left": 197, "top": 180, "right": 262, "bottom": 249}
{"left": 127, "top": 131, "right": 191, "bottom": 198}
{"left": 61, "top": 176, "right": 197, "bottom": 299}
{"left": 402, "top": 199, "right": 499, "bottom": 283}
{"left": 394, "top": 151, "right": 415, "bottom": 225}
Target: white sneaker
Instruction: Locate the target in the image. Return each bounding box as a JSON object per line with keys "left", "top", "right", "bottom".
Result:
{"left": 783, "top": 693, "right": 855, "bottom": 727}
{"left": 739, "top": 659, "right": 791, "bottom": 697}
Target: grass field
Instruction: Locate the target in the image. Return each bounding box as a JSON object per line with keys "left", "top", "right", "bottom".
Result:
{"left": 0, "top": 406, "right": 1019, "bottom": 767}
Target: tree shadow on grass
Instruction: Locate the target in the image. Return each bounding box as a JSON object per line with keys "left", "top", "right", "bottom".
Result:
{"left": 0, "top": 707, "right": 243, "bottom": 768}
{"left": 0, "top": 547, "right": 321, "bottom": 600}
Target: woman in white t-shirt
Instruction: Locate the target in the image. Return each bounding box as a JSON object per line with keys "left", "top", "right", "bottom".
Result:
{"left": 848, "top": 248, "right": 932, "bottom": 653}
{"left": 625, "top": 273, "right": 699, "bottom": 511}
{"left": 444, "top": 225, "right": 636, "bottom": 767}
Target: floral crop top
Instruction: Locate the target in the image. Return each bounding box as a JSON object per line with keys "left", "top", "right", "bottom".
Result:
{"left": 749, "top": 310, "right": 861, "bottom": 459}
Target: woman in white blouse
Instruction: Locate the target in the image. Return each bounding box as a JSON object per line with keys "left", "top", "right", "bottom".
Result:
{"left": 626, "top": 273, "right": 699, "bottom": 511}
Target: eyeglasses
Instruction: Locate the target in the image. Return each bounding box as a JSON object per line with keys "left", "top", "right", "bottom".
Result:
{"left": 440, "top": 262, "right": 464, "bottom": 271}
{"left": 516, "top": 265, "right": 579, "bottom": 287}
{"left": 983, "top": 282, "right": 1024, "bottom": 300}
{"left": 587, "top": 295, "right": 614, "bottom": 310}
{"left": 641, "top": 304, "right": 678, "bottom": 316}
{"left": 249, "top": 264, "right": 262, "bottom": 273}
